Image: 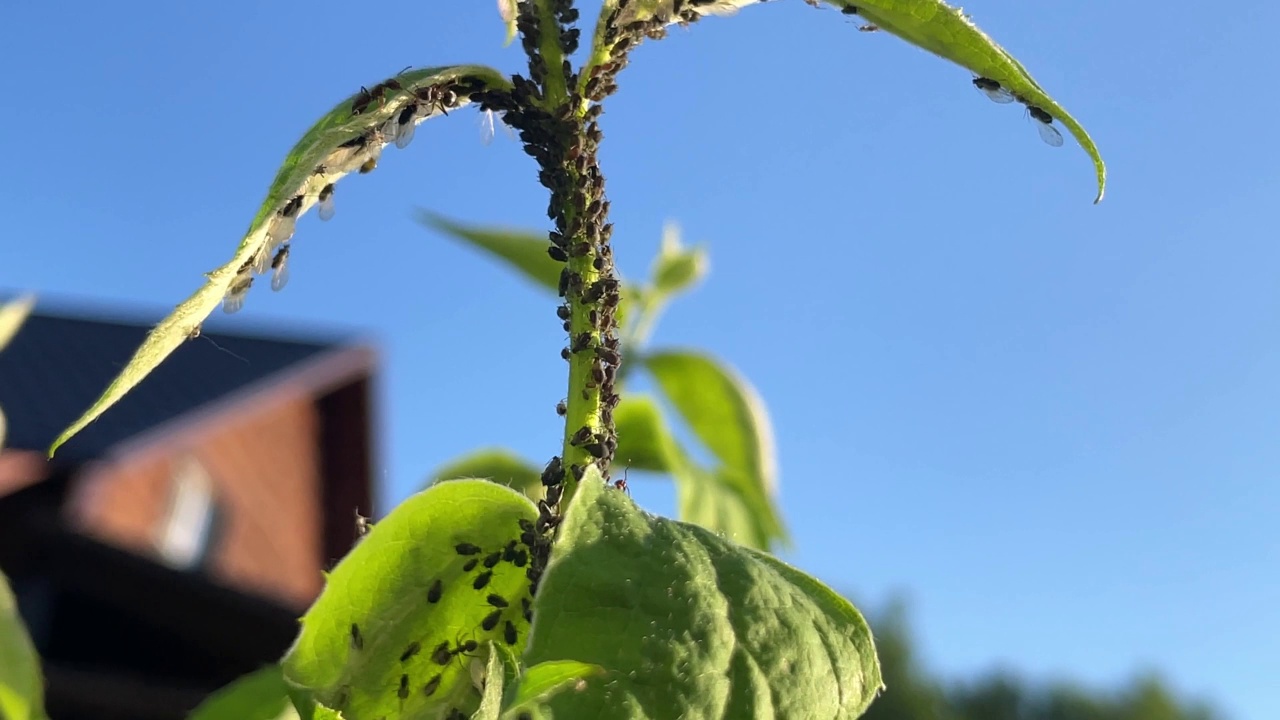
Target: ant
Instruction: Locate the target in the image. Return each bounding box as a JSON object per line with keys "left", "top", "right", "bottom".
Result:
{"left": 351, "top": 67, "right": 412, "bottom": 116}
{"left": 611, "top": 466, "right": 631, "bottom": 496}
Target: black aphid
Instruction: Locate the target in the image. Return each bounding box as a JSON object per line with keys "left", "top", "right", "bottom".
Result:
{"left": 483, "top": 551, "right": 502, "bottom": 569}
{"left": 487, "top": 593, "right": 509, "bottom": 608}
{"left": 463, "top": 558, "right": 480, "bottom": 572}
{"left": 350, "top": 623, "right": 363, "bottom": 650}
{"left": 400, "top": 641, "right": 421, "bottom": 662}
{"left": 456, "top": 542, "right": 482, "bottom": 555}
{"left": 428, "top": 579, "right": 443, "bottom": 603}
{"left": 423, "top": 674, "right": 442, "bottom": 697}
{"left": 482, "top": 609, "right": 502, "bottom": 631}
{"left": 398, "top": 673, "right": 410, "bottom": 700}
{"left": 504, "top": 620, "right": 518, "bottom": 645}
{"left": 473, "top": 570, "right": 493, "bottom": 590}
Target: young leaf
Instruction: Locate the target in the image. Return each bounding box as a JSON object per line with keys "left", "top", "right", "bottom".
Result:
{"left": 522, "top": 472, "right": 882, "bottom": 718}
{"left": 497, "top": 0, "right": 519, "bottom": 46}
{"left": 187, "top": 665, "right": 297, "bottom": 720}
{"left": 426, "top": 448, "right": 544, "bottom": 501}
{"left": 418, "top": 211, "right": 564, "bottom": 294}
{"left": 282, "top": 479, "right": 539, "bottom": 719}
{"left": 48, "top": 66, "right": 511, "bottom": 458}
{"left": 502, "top": 661, "right": 605, "bottom": 717}
{"left": 0, "top": 569, "right": 47, "bottom": 720}
{"left": 649, "top": 223, "right": 708, "bottom": 299}
{"left": 827, "top": 0, "right": 1105, "bottom": 202}
{"left": 642, "top": 350, "right": 778, "bottom": 495}
{"left": 0, "top": 294, "right": 35, "bottom": 352}
{"left": 612, "top": 395, "right": 676, "bottom": 473}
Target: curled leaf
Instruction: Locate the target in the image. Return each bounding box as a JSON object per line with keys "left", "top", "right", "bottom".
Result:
{"left": 49, "top": 66, "right": 511, "bottom": 458}
{"left": 827, "top": 0, "right": 1105, "bottom": 202}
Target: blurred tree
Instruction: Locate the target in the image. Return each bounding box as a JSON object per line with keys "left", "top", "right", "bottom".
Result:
{"left": 862, "top": 601, "right": 1223, "bottom": 720}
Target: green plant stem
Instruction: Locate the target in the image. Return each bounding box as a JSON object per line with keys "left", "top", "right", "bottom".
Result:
{"left": 534, "top": 0, "right": 568, "bottom": 107}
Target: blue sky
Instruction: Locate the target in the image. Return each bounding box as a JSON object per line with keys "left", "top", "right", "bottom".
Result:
{"left": 2, "top": 2, "right": 1277, "bottom": 718}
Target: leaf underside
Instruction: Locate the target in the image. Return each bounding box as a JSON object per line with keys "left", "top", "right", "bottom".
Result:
{"left": 0, "top": 570, "right": 47, "bottom": 720}
{"left": 521, "top": 471, "right": 882, "bottom": 719}
{"left": 282, "top": 479, "right": 539, "bottom": 720}
{"left": 48, "top": 65, "right": 511, "bottom": 458}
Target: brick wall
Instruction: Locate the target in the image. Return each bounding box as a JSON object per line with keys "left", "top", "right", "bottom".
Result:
{"left": 67, "top": 396, "right": 324, "bottom": 609}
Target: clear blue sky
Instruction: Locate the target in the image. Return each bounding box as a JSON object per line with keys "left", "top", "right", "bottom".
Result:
{"left": 2, "top": 2, "right": 1276, "bottom": 718}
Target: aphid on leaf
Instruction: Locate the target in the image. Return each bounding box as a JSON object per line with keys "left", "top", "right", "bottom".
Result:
{"left": 456, "top": 542, "right": 482, "bottom": 556}
{"left": 1027, "top": 105, "right": 1064, "bottom": 147}
{"left": 486, "top": 593, "right": 509, "bottom": 608}
{"left": 398, "top": 673, "right": 410, "bottom": 700}
{"left": 428, "top": 578, "right": 444, "bottom": 603}
{"left": 317, "top": 184, "right": 336, "bottom": 221}
{"left": 423, "top": 674, "right": 442, "bottom": 697}
{"left": 972, "top": 76, "right": 1016, "bottom": 104}
{"left": 503, "top": 620, "right": 518, "bottom": 645}
{"left": 270, "top": 245, "right": 290, "bottom": 292}
{"left": 858, "top": 23, "right": 879, "bottom": 31}
{"left": 463, "top": 558, "right": 479, "bottom": 572}
{"left": 359, "top": 157, "right": 378, "bottom": 174}
{"left": 400, "top": 641, "right": 421, "bottom": 662}
{"left": 223, "top": 273, "right": 253, "bottom": 314}
{"left": 350, "top": 623, "right": 364, "bottom": 651}
{"left": 473, "top": 570, "right": 493, "bottom": 590}
{"left": 481, "top": 609, "right": 502, "bottom": 631}
{"left": 840, "top": 4, "right": 858, "bottom": 13}
{"left": 483, "top": 551, "right": 502, "bottom": 569}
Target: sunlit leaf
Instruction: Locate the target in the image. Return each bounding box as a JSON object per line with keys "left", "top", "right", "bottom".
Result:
{"left": 0, "top": 294, "right": 35, "bottom": 353}
{"left": 650, "top": 223, "right": 708, "bottom": 299}
{"left": 498, "top": 0, "right": 519, "bottom": 46}
{"left": 0, "top": 569, "right": 47, "bottom": 720}
{"left": 426, "top": 448, "right": 544, "bottom": 501}
{"left": 502, "top": 660, "right": 604, "bottom": 717}
{"left": 282, "top": 479, "right": 539, "bottom": 719}
{"left": 591, "top": 0, "right": 1104, "bottom": 202}
{"left": 49, "top": 66, "right": 511, "bottom": 458}
{"left": 612, "top": 395, "right": 676, "bottom": 473}
{"left": 418, "top": 212, "right": 563, "bottom": 294}
{"left": 522, "top": 472, "right": 882, "bottom": 718}
{"left": 187, "top": 666, "right": 297, "bottom": 720}
{"left": 643, "top": 351, "right": 777, "bottom": 494}
{"left": 826, "top": 0, "right": 1105, "bottom": 202}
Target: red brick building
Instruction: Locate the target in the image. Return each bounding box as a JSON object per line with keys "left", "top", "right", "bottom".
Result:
{"left": 0, "top": 304, "right": 378, "bottom": 720}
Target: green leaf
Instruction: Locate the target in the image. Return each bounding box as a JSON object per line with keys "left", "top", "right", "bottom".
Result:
{"left": 602, "top": 0, "right": 1104, "bottom": 203}
{"left": 187, "top": 666, "right": 297, "bottom": 720}
{"left": 0, "top": 294, "right": 35, "bottom": 353}
{"left": 650, "top": 222, "right": 708, "bottom": 299}
{"left": 612, "top": 395, "right": 676, "bottom": 473}
{"left": 671, "top": 463, "right": 784, "bottom": 551}
{"left": 501, "top": 661, "right": 604, "bottom": 718}
{"left": 0, "top": 569, "right": 47, "bottom": 720}
{"left": 497, "top": 0, "right": 519, "bottom": 46}
{"left": 418, "top": 212, "right": 563, "bottom": 294}
{"left": 643, "top": 351, "right": 778, "bottom": 496}
{"left": 48, "top": 65, "right": 511, "bottom": 458}
{"left": 828, "top": 0, "right": 1105, "bottom": 202}
{"left": 427, "top": 449, "right": 544, "bottom": 501}
{"left": 522, "top": 472, "right": 882, "bottom": 718}
{"left": 282, "top": 479, "right": 539, "bottom": 720}
{"left": 473, "top": 643, "right": 510, "bottom": 720}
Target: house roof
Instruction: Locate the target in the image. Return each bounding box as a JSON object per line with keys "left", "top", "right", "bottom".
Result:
{"left": 0, "top": 305, "right": 353, "bottom": 463}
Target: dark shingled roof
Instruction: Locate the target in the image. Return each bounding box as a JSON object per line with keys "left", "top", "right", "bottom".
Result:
{"left": 0, "top": 308, "right": 343, "bottom": 463}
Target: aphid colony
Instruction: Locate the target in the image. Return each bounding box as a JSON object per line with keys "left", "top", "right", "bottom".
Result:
{"left": 336, "top": 519, "right": 541, "bottom": 715}
{"left": 222, "top": 72, "right": 502, "bottom": 314}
